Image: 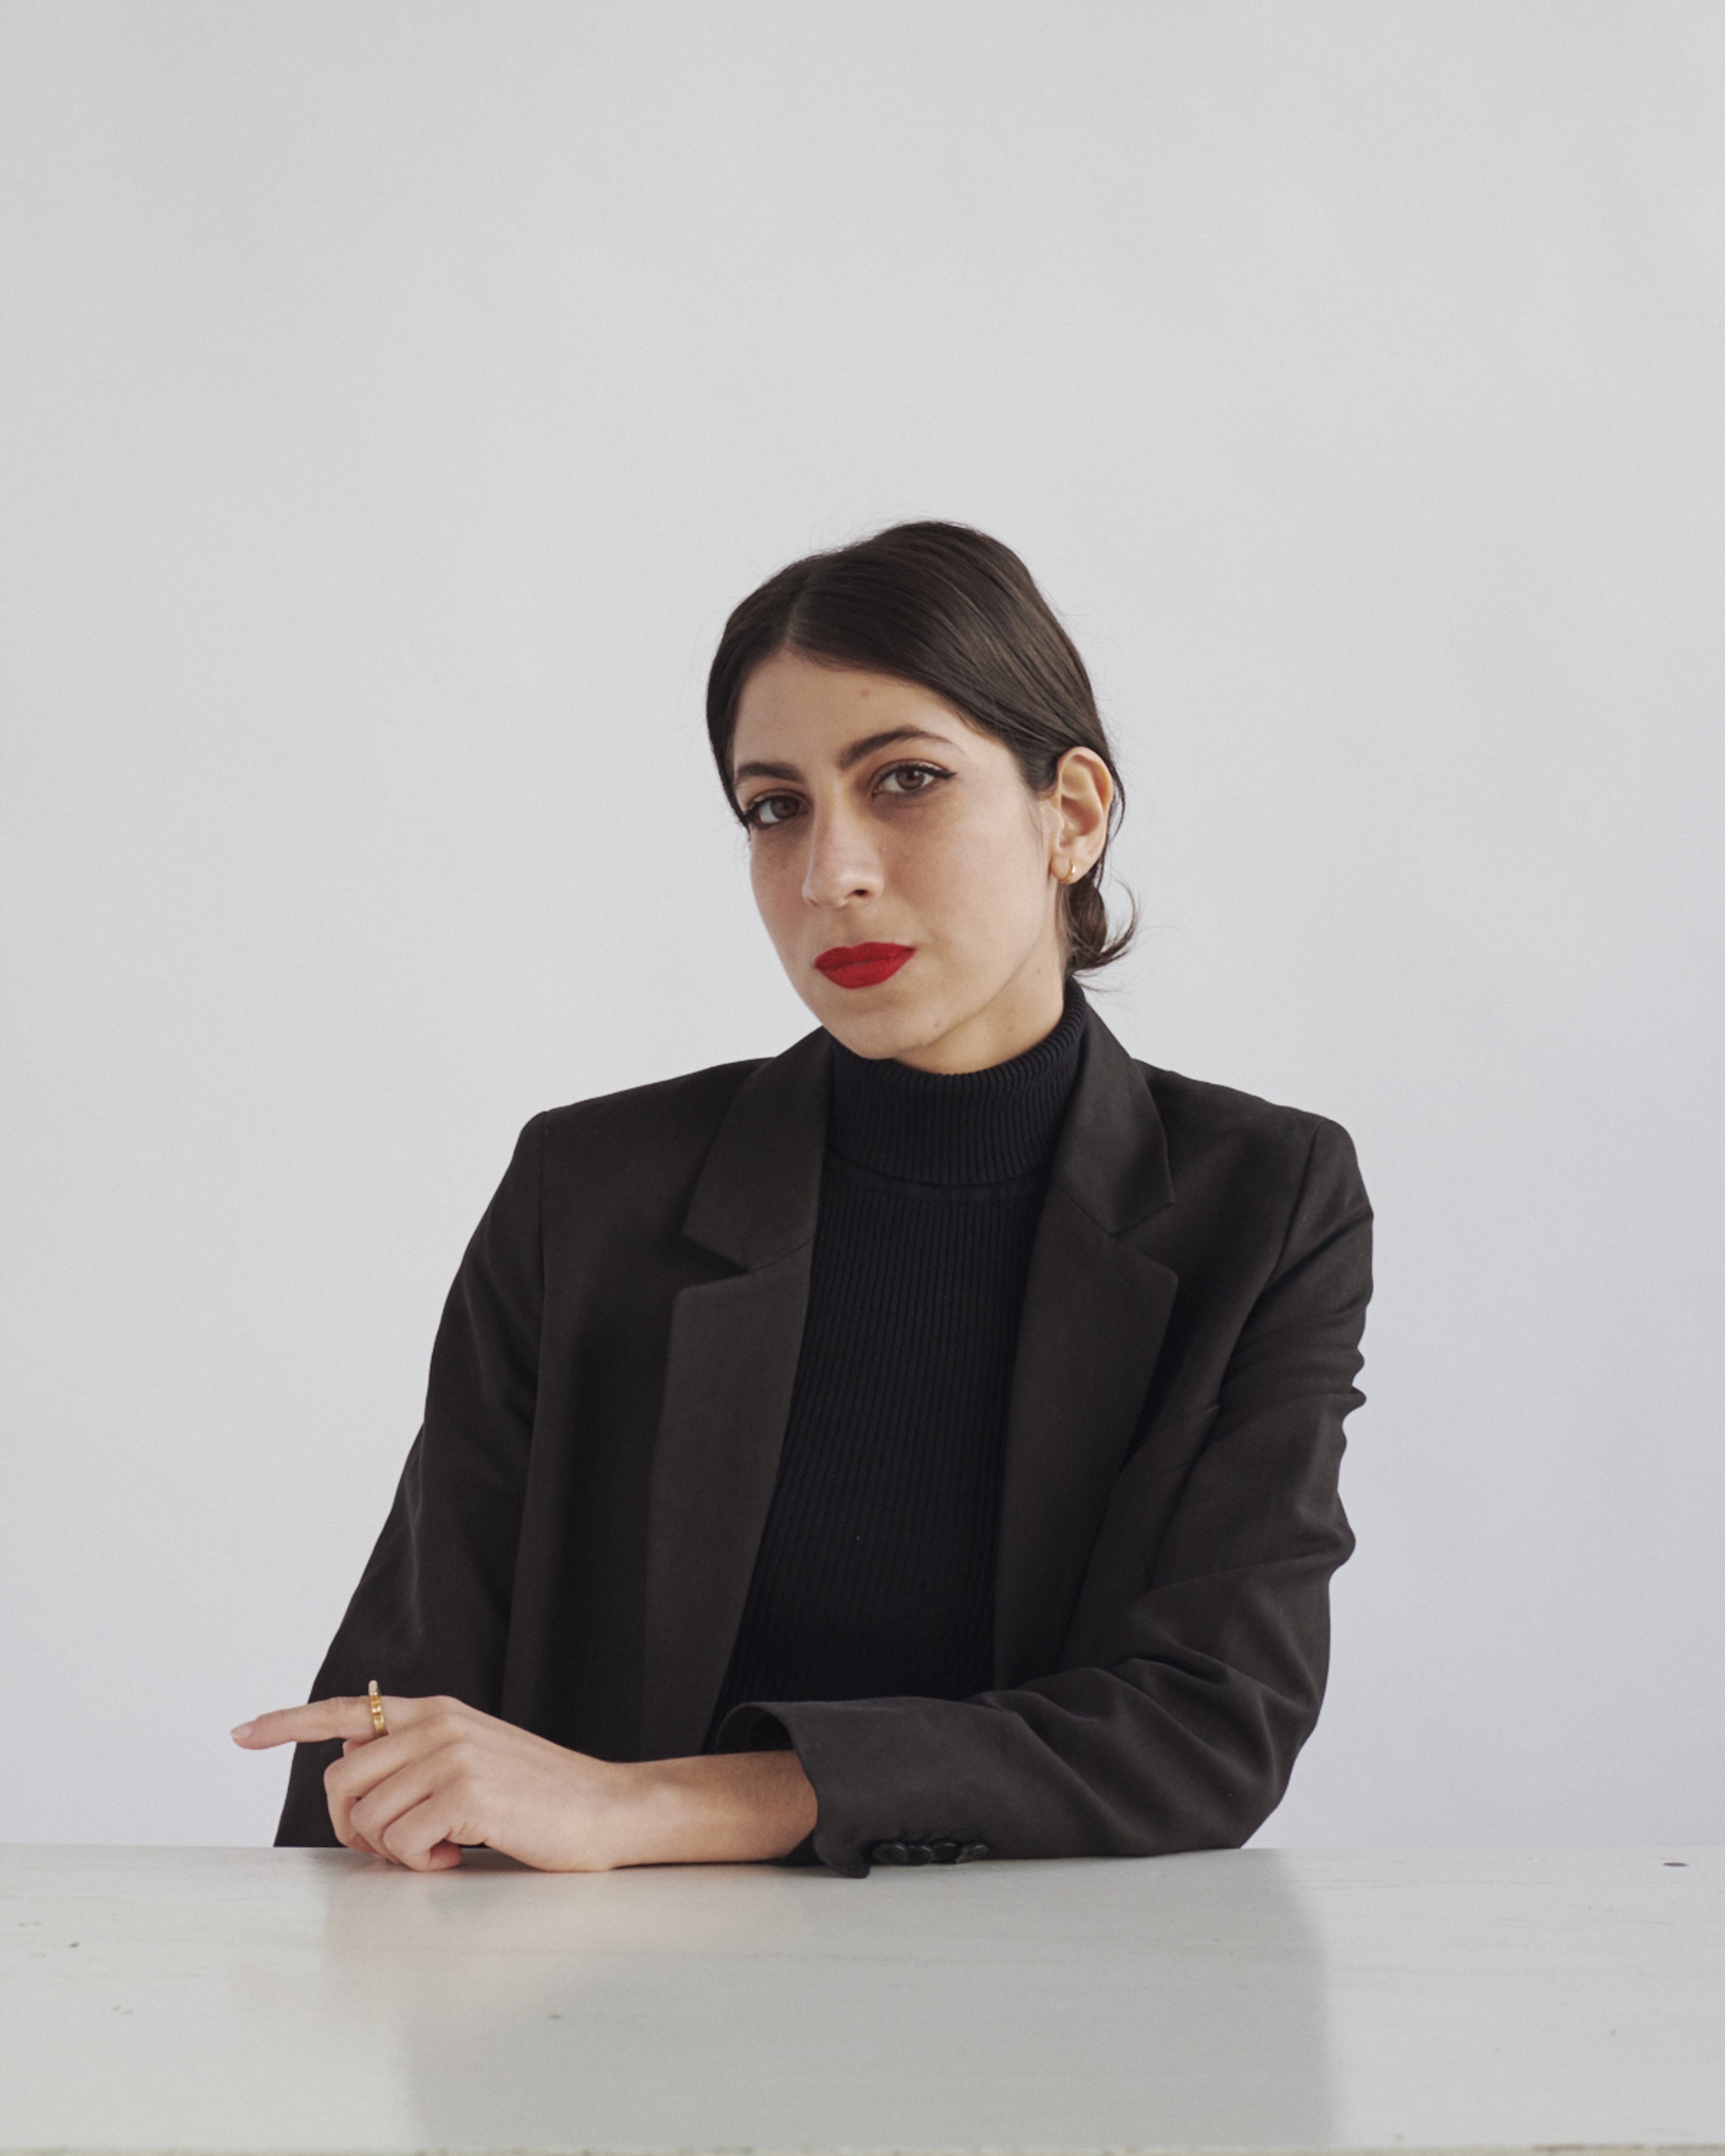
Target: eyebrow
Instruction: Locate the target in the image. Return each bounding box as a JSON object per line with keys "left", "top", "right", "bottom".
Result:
{"left": 733, "top": 727, "right": 954, "bottom": 787}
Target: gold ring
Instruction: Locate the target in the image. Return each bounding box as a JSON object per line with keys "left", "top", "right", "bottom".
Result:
{"left": 366, "top": 1681, "right": 388, "bottom": 1737}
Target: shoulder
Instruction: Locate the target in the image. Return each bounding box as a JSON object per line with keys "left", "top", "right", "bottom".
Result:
{"left": 468, "top": 1059, "right": 773, "bottom": 1251}
{"left": 537, "top": 1056, "right": 765, "bottom": 1144}
{"left": 1137, "top": 1058, "right": 1332, "bottom": 1150}
{"left": 522, "top": 1055, "right": 769, "bottom": 1193}
{"left": 1131, "top": 1056, "right": 1368, "bottom": 1217}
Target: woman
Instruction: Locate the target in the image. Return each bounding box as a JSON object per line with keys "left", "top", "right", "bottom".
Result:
{"left": 237, "top": 521, "right": 1371, "bottom": 1876}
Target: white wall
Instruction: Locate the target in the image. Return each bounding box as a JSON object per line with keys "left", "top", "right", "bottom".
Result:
{"left": 3, "top": 0, "right": 1720, "bottom": 1849}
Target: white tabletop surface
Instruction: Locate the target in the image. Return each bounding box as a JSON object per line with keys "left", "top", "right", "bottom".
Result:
{"left": 1, "top": 1844, "right": 1719, "bottom": 2155}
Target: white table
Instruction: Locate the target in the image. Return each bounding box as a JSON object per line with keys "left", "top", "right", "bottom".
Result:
{"left": 2, "top": 1844, "right": 1720, "bottom": 2154}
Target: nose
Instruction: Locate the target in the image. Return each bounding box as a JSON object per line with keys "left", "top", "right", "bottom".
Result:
{"left": 800, "top": 802, "right": 884, "bottom": 911}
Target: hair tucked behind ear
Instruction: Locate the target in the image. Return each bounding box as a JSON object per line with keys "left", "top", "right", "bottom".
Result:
{"left": 706, "top": 521, "right": 1135, "bottom": 976}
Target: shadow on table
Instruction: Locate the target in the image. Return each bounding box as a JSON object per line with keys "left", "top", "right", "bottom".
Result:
{"left": 323, "top": 1847, "right": 1335, "bottom": 2150}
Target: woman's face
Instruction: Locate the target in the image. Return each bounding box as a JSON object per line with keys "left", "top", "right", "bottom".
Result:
{"left": 731, "top": 649, "right": 1111, "bottom": 1072}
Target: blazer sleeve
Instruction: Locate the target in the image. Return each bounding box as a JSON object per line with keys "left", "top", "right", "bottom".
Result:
{"left": 274, "top": 1115, "right": 545, "bottom": 1846}
{"left": 718, "top": 1118, "right": 1371, "bottom": 1876}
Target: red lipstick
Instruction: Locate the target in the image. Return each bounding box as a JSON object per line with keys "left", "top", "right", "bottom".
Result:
{"left": 814, "top": 942, "right": 914, "bottom": 990}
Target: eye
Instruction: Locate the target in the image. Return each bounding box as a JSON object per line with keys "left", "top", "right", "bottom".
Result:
{"left": 743, "top": 792, "right": 804, "bottom": 830}
{"left": 876, "top": 761, "right": 950, "bottom": 798}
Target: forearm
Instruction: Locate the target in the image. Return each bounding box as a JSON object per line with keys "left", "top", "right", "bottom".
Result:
{"left": 620, "top": 1748, "right": 819, "bottom": 1865}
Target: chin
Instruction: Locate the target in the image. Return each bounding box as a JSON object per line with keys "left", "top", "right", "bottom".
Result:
{"left": 809, "top": 983, "right": 959, "bottom": 1063}
{"left": 816, "top": 1008, "right": 923, "bottom": 1061}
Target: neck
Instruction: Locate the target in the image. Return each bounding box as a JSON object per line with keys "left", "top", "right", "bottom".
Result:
{"left": 827, "top": 979, "right": 1087, "bottom": 1186}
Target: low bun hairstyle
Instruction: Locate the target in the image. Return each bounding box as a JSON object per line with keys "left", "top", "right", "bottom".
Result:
{"left": 706, "top": 521, "right": 1135, "bottom": 977}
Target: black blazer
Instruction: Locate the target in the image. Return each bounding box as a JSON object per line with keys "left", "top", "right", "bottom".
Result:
{"left": 278, "top": 1004, "right": 1371, "bottom": 1873}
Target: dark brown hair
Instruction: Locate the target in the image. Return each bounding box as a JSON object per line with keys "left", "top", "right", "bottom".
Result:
{"left": 706, "top": 520, "right": 1134, "bottom": 975}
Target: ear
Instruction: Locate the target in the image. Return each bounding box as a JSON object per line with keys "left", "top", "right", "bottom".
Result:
{"left": 1049, "top": 748, "right": 1113, "bottom": 877}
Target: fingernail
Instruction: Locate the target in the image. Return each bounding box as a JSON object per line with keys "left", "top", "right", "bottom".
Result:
{"left": 230, "top": 1721, "right": 255, "bottom": 1740}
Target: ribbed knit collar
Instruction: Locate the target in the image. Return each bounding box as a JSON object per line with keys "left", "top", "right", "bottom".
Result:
{"left": 826, "top": 979, "right": 1087, "bottom": 1187}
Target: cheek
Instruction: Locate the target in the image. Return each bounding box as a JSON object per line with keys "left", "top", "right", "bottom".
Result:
{"left": 748, "top": 842, "right": 801, "bottom": 941}
{"left": 902, "top": 799, "right": 1047, "bottom": 937}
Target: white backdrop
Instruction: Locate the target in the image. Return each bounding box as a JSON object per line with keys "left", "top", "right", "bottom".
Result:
{"left": 3, "top": 1, "right": 1721, "bottom": 1849}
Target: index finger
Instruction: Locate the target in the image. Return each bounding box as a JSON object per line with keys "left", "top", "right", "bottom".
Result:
{"left": 231, "top": 1695, "right": 409, "bottom": 1749}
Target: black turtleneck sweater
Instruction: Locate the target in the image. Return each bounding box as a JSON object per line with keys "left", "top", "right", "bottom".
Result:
{"left": 711, "top": 984, "right": 1087, "bottom": 1732}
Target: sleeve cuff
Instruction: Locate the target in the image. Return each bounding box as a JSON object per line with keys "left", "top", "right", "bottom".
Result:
{"left": 713, "top": 1696, "right": 998, "bottom": 1878}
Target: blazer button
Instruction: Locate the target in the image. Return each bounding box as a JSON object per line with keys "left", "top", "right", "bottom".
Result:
{"left": 905, "top": 1842, "right": 935, "bottom": 1865}
{"left": 930, "top": 1840, "right": 959, "bottom": 1865}
{"left": 955, "top": 1841, "right": 991, "bottom": 1863}
{"left": 871, "top": 1841, "right": 910, "bottom": 1865}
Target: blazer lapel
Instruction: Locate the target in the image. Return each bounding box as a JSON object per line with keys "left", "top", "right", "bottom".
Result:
{"left": 638, "top": 1028, "right": 830, "bottom": 1758}
{"left": 994, "top": 1008, "right": 1178, "bottom": 1685}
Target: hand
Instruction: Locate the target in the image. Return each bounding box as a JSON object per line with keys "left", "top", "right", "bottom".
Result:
{"left": 231, "top": 1694, "right": 818, "bottom": 1873}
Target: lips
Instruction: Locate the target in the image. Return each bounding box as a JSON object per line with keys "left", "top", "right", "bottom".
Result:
{"left": 814, "top": 942, "right": 914, "bottom": 990}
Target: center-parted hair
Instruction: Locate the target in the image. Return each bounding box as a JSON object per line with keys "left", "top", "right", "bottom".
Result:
{"left": 706, "top": 521, "right": 1135, "bottom": 975}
